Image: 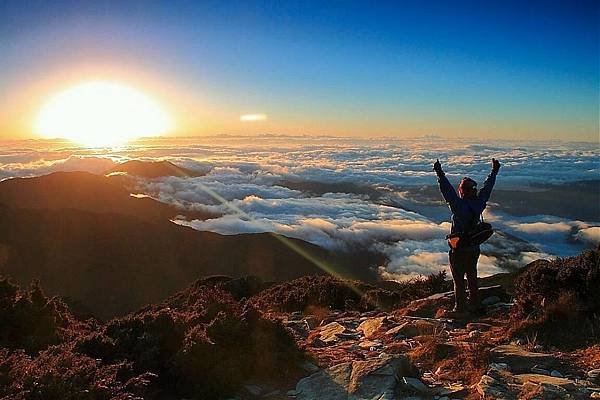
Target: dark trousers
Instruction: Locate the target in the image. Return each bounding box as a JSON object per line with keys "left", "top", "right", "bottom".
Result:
{"left": 449, "top": 247, "right": 480, "bottom": 312}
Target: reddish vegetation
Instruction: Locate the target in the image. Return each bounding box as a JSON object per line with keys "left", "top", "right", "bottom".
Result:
{"left": 250, "top": 272, "right": 451, "bottom": 313}
{"left": 0, "top": 279, "right": 304, "bottom": 399}
{"left": 510, "top": 247, "right": 600, "bottom": 349}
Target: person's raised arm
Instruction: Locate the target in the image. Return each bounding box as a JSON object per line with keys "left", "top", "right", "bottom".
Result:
{"left": 433, "top": 159, "right": 459, "bottom": 207}
{"left": 478, "top": 158, "right": 500, "bottom": 204}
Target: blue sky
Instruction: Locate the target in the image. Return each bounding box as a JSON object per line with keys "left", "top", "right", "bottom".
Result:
{"left": 0, "top": 0, "right": 598, "bottom": 140}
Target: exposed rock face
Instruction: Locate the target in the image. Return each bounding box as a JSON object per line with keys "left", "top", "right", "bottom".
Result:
{"left": 295, "top": 354, "right": 412, "bottom": 400}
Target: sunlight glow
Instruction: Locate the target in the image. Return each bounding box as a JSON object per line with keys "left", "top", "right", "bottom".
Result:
{"left": 35, "top": 81, "right": 173, "bottom": 146}
{"left": 240, "top": 113, "right": 267, "bottom": 122}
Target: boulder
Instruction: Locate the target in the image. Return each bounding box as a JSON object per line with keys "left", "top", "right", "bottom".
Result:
{"left": 295, "top": 354, "right": 412, "bottom": 400}
{"left": 490, "top": 345, "right": 559, "bottom": 373}
{"left": 357, "top": 316, "right": 386, "bottom": 338}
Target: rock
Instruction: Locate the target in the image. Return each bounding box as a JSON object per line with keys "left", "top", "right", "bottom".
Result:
{"left": 591, "top": 391, "right": 600, "bottom": 398}
{"left": 550, "top": 370, "right": 563, "bottom": 378}
{"left": 436, "top": 383, "right": 467, "bottom": 397}
{"left": 468, "top": 330, "right": 480, "bottom": 338}
{"left": 397, "top": 320, "right": 437, "bottom": 338}
{"left": 295, "top": 354, "right": 412, "bottom": 400}
{"left": 489, "top": 362, "right": 510, "bottom": 372}
{"left": 402, "top": 377, "right": 430, "bottom": 394}
{"left": 319, "top": 322, "right": 347, "bottom": 343}
{"left": 296, "top": 362, "right": 351, "bottom": 400}
{"left": 490, "top": 344, "right": 559, "bottom": 373}
{"left": 588, "top": 369, "right": 600, "bottom": 383}
{"left": 385, "top": 323, "right": 406, "bottom": 338}
{"left": 513, "top": 374, "right": 577, "bottom": 390}
{"left": 358, "top": 340, "right": 382, "bottom": 349}
{"left": 520, "top": 380, "right": 567, "bottom": 399}
{"left": 286, "top": 389, "right": 298, "bottom": 396}
{"left": 476, "top": 374, "right": 516, "bottom": 400}
{"left": 357, "top": 316, "right": 385, "bottom": 338}
{"left": 482, "top": 295, "right": 501, "bottom": 306}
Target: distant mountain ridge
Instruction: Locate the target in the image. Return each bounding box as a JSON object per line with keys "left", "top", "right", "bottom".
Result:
{"left": 107, "top": 160, "right": 206, "bottom": 178}
{"left": 0, "top": 170, "right": 215, "bottom": 221}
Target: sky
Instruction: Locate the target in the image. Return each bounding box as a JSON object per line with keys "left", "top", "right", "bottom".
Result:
{"left": 0, "top": 0, "right": 598, "bottom": 141}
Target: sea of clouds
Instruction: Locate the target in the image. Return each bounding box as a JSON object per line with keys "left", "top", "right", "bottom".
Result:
{"left": 1, "top": 135, "right": 598, "bottom": 279}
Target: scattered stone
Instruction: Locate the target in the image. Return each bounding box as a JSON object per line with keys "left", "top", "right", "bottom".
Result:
{"left": 468, "top": 330, "right": 480, "bottom": 338}
{"left": 402, "top": 377, "right": 430, "bottom": 394}
{"left": 489, "top": 362, "right": 510, "bottom": 372}
{"left": 319, "top": 322, "right": 347, "bottom": 343}
{"left": 357, "top": 316, "right": 385, "bottom": 338}
{"left": 490, "top": 344, "right": 559, "bottom": 373}
{"left": 295, "top": 354, "right": 412, "bottom": 400}
{"left": 385, "top": 322, "right": 407, "bottom": 337}
{"left": 591, "top": 391, "right": 600, "bottom": 398}
{"left": 476, "top": 374, "right": 518, "bottom": 400}
{"left": 358, "top": 340, "right": 382, "bottom": 349}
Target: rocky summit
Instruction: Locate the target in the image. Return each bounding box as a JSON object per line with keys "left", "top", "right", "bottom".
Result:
{"left": 0, "top": 248, "right": 598, "bottom": 399}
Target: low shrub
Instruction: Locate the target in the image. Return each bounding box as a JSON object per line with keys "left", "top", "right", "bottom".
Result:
{"left": 510, "top": 247, "right": 600, "bottom": 349}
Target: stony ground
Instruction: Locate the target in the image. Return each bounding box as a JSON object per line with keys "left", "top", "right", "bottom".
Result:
{"left": 230, "top": 286, "right": 600, "bottom": 400}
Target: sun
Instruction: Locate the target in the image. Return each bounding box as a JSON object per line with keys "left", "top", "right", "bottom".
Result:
{"left": 35, "top": 81, "right": 173, "bottom": 146}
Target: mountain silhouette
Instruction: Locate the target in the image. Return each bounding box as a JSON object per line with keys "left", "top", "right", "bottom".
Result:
{"left": 107, "top": 160, "right": 206, "bottom": 178}
{"left": 0, "top": 171, "right": 214, "bottom": 221}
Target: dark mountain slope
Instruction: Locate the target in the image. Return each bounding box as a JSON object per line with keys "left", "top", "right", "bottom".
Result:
{"left": 0, "top": 204, "right": 377, "bottom": 319}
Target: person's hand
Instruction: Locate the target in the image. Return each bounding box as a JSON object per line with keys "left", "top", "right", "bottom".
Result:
{"left": 433, "top": 159, "right": 442, "bottom": 174}
{"left": 492, "top": 158, "right": 501, "bottom": 173}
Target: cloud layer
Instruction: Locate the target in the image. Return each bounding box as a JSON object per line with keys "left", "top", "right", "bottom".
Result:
{"left": 1, "top": 136, "right": 597, "bottom": 280}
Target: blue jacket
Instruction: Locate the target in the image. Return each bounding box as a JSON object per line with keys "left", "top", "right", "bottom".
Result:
{"left": 437, "top": 170, "right": 497, "bottom": 237}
